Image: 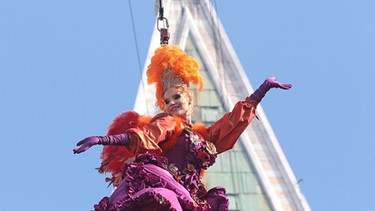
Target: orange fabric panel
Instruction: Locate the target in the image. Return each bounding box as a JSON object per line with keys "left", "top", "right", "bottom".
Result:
{"left": 207, "top": 98, "right": 258, "bottom": 154}
{"left": 126, "top": 113, "right": 178, "bottom": 154}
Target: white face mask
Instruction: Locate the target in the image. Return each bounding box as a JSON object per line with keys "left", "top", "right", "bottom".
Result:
{"left": 163, "top": 87, "right": 192, "bottom": 120}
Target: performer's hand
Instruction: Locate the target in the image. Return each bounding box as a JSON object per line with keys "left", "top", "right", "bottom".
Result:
{"left": 265, "top": 77, "right": 292, "bottom": 90}
{"left": 73, "top": 133, "right": 131, "bottom": 154}
{"left": 73, "top": 136, "right": 99, "bottom": 154}
{"left": 250, "top": 77, "right": 292, "bottom": 102}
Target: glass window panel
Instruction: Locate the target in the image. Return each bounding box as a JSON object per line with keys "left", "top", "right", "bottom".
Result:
{"left": 203, "top": 172, "right": 235, "bottom": 193}
{"left": 239, "top": 194, "right": 271, "bottom": 211}
{"left": 240, "top": 172, "right": 262, "bottom": 193}
{"left": 233, "top": 151, "right": 253, "bottom": 173}
{"left": 200, "top": 106, "right": 220, "bottom": 123}
{"left": 227, "top": 194, "right": 239, "bottom": 211}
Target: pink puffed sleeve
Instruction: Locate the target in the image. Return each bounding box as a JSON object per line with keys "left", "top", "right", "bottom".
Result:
{"left": 125, "top": 113, "right": 177, "bottom": 154}
{"left": 207, "top": 97, "right": 258, "bottom": 154}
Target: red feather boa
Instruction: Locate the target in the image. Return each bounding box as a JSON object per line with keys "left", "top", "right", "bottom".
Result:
{"left": 97, "top": 111, "right": 208, "bottom": 187}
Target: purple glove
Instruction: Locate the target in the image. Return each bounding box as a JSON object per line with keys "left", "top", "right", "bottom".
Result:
{"left": 249, "top": 77, "right": 292, "bottom": 102}
{"left": 73, "top": 133, "right": 131, "bottom": 154}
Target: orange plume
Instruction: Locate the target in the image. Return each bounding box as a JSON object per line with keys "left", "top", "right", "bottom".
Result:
{"left": 146, "top": 45, "right": 204, "bottom": 110}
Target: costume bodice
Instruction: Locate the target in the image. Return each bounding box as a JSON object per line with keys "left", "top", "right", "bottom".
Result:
{"left": 162, "top": 128, "right": 217, "bottom": 194}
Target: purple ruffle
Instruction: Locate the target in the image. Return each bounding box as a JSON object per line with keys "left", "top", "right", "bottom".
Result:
{"left": 94, "top": 134, "right": 228, "bottom": 211}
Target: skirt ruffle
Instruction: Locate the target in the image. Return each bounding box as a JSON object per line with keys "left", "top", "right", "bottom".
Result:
{"left": 94, "top": 153, "right": 229, "bottom": 211}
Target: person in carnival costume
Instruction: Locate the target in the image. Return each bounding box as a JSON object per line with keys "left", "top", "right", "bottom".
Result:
{"left": 73, "top": 45, "right": 292, "bottom": 211}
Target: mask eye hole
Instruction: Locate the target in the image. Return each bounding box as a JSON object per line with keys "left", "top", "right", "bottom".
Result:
{"left": 173, "top": 94, "right": 181, "bottom": 100}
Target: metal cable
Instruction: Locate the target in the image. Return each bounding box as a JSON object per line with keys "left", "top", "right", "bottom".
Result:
{"left": 128, "top": 0, "right": 149, "bottom": 114}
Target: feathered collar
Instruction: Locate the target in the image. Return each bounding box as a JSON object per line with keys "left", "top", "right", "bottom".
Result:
{"left": 157, "top": 114, "right": 209, "bottom": 154}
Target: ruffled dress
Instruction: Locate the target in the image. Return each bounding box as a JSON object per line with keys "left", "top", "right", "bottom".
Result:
{"left": 94, "top": 98, "right": 258, "bottom": 211}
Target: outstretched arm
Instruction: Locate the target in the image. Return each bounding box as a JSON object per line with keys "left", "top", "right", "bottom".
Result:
{"left": 249, "top": 77, "right": 292, "bottom": 102}
{"left": 73, "top": 133, "right": 131, "bottom": 154}
{"left": 208, "top": 77, "right": 292, "bottom": 154}
{"left": 73, "top": 113, "right": 178, "bottom": 155}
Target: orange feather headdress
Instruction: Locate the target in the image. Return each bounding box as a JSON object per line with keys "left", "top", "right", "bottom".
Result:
{"left": 146, "top": 45, "right": 204, "bottom": 111}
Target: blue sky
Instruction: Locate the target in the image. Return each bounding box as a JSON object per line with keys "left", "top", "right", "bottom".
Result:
{"left": 1, "top": 1, "right": 374, "bottom": 210}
